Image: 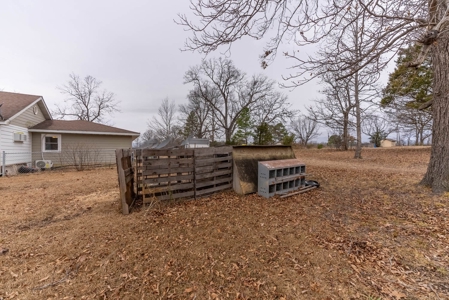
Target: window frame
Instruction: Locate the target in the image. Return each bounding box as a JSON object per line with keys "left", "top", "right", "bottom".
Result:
{"left": 41, "top": 134, "right": 62, "bottom": 152}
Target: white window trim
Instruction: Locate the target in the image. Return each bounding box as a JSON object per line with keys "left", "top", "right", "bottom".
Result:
{"left": 41, "top": 134, "right": 62, "bottom": 152}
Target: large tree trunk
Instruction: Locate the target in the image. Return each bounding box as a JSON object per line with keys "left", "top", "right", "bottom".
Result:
{"left": 225, "top": 128, "right": 232, "bottom": 144}
{"left": 421, "top": 34, "right": 449, "bottom": 193}
{"left": 353, "top": 19, "right": 362, "bottom": 159}
{"left": 419, "top": 127, "right": 424, "bottom": 146}
{"left": 343, "top": 113, "right": 349, "bottom": 151}
{"left": 415, "top": 128, "right": 419, "bottom": 146}
{"left": 354, "top": 71, "right": 362, "bottom": 159}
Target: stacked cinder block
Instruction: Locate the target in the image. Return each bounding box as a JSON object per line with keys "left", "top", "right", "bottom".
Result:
{"left": 258, "top": 159, "right": 306, "bottom": 198}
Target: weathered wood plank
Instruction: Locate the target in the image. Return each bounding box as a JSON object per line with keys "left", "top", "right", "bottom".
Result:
{"left": 143, "top": 190, "right": 195, "bottom": 203}
{"left": 195, "top": 162, "right": 232, "bottom": 173}
{"left": 195, "top": 177, "right": 232, "bottom": 188}
{"left": 194, "top": 156, "right": 232, "bottom": 166}
{"left": 139, "top": 163, "right": 194, "bottom": 171}
{"left": 124, "top": 167, "right": 133, "bottom": 177}
{"left": 142, "top": 167, "right": 193, "bottom": 176}
{"left": 143, "top": 174, "right": 194, "bottom": 184}
{"left": 116, "top": 149, "right": 129, "bottom": 215}
{"left": 143, "top": 182, "right": 194, "bottom": 193}
{"left": 195, "top": 169, "right": 232, "bottom": 180}
{"left": 142, "top": 158, "right": 194, "bottom": 167}
{"left": 196, "top": 183, "right": 233, "bottom": 196}
{"left": 141, "top": 149, "right": 194, "bottom": 157}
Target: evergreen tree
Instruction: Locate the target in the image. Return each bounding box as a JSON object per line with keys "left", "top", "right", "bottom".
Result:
{"left": 253, "top": 122, "right": 273, "bottom": 145}
{"left": 270, "top": 123, "right": 289, "bottom": 144}
{"left": 181, "top": 110, "right": 200, "bottom": 138}
{"left": 382, "top": 45, "right": 432, "bottom": 109}
{"left": 231, "top": 107, "right": 252, "bottom": 144}
{"left": 382, "top": 45, "right": 433, "bottom": 145}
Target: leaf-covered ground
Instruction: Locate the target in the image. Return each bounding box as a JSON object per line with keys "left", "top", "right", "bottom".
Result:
{"left": 0, "top": 147, "right": 447, "bottom": 299}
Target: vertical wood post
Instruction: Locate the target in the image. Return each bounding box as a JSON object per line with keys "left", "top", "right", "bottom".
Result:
{"left": 116, "top": 149, "right": 129, "bottom": 215}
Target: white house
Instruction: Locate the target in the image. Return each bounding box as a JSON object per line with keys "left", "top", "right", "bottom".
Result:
{"left": 0, "top": 92, "right": 51, "bottom": 166}
{"left": 180, "top": 136, "right": 210, "bottom": 148}
{"left": 0, "top": 91, "right": 139, "bottom": 173}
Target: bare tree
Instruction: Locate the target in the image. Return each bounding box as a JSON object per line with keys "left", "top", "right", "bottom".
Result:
{"left": 363, "top": 114, "right": 395, "bottom": 147}
{"left": 55, "top": 73, "right": 119, "bottom": 123}
{"left": 179, "top": 87, "right": 215, "bottom": 139}
{"left": 308, "top": 75, "right": 356, "bottom": 151}
{"left": 141, "top": 129, "right": 157, "bottom": 142}
{"left": 250, "top": 89, "right": 295, "bottom": 129}
{"left": 179, "top": 0, "right": 449, "bottom": 192}
{"left": 184, "top": 58, "right": 288, "bottom": 143}
{"left": 385, "top": 102, "right": 432, "bottom": 146}
{"left": 148, "top": 98, "right": 181, "bottom": 141}
{"left": 290, "top": 115, "right": 320, "bottom": 146}
{"left": 310, "top": 6, "right": 380, "bottom": 157}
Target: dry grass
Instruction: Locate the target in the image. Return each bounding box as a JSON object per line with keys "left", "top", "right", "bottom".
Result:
{"left": 0, "top": 147, "right": 448, "bottom": 299}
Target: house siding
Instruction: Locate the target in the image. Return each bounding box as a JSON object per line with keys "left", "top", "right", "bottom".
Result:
{"left": 31, "top": 133, "right": 133, "bottom": 166}
{"left": 0, "top": 124, "right": 32, "bottom": 165}
{"left": 9, "top": 104, "right": 46, "bottom": 128}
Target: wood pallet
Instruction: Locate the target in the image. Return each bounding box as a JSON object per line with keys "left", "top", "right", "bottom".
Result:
{"left": 115, "top": 149, "right": 136, "bottom": 214}
{"left": 117, "top": 147, "right": 234, "bottom": 214}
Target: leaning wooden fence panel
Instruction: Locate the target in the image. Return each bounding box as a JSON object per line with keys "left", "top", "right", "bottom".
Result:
{"left": 115, "top": 149, "right": 136, "bottom": 215}
{"left": 138, "top": 149, "right": 195, "bottom": 203}
{"left": 194, "top": 147, "right": 233, "bottom": 197}
{"left": 118, "top": 147, "right": 234, "bottom": 214}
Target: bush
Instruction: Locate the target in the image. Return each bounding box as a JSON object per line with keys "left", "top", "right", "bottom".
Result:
{"left": 317, "top": 144, "right": 324, "bottom": 149}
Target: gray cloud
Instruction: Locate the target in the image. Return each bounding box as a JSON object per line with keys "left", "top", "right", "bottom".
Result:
{"left": 1, "top": 0, "right": 376, "bottom": 138}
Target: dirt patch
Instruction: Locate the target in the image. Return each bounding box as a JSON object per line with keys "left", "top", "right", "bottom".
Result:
{"left": 0, "top": 148, "right": 448, "bottom": 299}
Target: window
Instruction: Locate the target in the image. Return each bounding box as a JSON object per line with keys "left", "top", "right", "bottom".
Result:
{"left": 42, "top": 134, "right": 61, "bottom": 152}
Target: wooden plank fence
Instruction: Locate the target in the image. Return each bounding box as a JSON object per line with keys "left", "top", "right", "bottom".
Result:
{"left": 137, "top": 148, "right": 195, "bottom": 204}
{"left": 115, "top": 149, "right": 136, "bottom": 214}
{"left": 194, "top": 147, "right": 233, "bottom": 197}
{"left": 132, "top": 147, "right": 233, "bottom": 207}
{"left": 117, "top": 147, "right": 233, "bottom": 214}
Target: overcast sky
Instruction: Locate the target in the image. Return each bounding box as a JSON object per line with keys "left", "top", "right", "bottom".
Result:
{"left": 0, "top": 1, "right": 392, "bottom": 140}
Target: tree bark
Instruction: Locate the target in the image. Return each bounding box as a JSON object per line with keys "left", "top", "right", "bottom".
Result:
{"left": 353, "top": 19, "right": 362, "bottom": 159}
{"left": 343, "top": 113, "right": 349, "bottom": 151}
{"left": 354, "top": 71, "right": 362, "bottom": 159}
{"left": 421, "top": 34, "right": 449, "bottom": 192}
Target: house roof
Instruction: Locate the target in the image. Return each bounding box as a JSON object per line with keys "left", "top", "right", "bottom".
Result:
{"left": 29, "top": 120, "right": 140, "bottom": 136}
{"left": 0, "top": 91, "right": 48, "bottom": 121}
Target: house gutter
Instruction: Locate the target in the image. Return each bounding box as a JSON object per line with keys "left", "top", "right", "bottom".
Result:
{"left": 28, "top": 129, "right": 140, "bottom": 137}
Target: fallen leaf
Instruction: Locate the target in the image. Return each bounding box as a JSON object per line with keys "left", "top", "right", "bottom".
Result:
{"left": 391, "top": 290, "right": 406, "bottom": 299}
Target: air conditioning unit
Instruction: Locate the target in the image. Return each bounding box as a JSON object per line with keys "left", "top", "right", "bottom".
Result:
{"left": 13, "top": 133, "right": 27, "bottom": 142}
{"left": 36, "top": 160, "right": 53, "bottom": 169}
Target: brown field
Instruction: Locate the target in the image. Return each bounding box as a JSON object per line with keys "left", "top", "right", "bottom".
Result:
{"left": 1, "top": 147, "right": 448, "bottom": 300}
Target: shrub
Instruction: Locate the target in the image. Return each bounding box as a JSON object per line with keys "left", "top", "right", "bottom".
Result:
{"left": 317, "top": 143, "right": 324, "bottom": 149}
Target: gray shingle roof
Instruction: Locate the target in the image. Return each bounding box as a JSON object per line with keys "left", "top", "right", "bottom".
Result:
{"left": 0, "top": 91, "right": 42, "bottom": 120}
{"left": 29, "top": 120, "right": 139, "bottom": 135}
